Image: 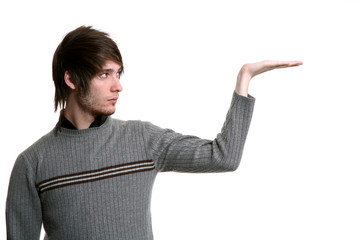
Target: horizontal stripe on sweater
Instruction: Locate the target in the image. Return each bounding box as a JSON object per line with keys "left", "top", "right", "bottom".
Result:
{"left": 36, "top": 160, "right": 155, "bottom": 193}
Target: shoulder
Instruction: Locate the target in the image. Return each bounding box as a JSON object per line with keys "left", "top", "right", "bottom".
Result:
{"left": 22, "top": 129, "right": 55, "bottom": 155}
{"left": 14, "top": 129, "right": 56, "bottom": 173}
{"left": 109, "top": 117, "right": 148, "bottom": 130}
{"left": 109, "top": 118, "right": 169, "bottom": 141}
{"left": 107, "top": 118, "right": 154, "bottom": 140}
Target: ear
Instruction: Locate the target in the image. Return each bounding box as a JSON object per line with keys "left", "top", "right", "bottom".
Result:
{"left": 64, "top": 71, "right": 76, "bottom": 90}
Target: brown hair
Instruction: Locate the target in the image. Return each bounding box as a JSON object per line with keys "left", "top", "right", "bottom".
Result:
{"left": 52, "top": 26, "right": 123, "bottom": 111}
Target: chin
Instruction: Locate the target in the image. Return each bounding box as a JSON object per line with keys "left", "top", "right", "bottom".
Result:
{"left": 103, "top": 109, "right": 116, "bottom": 116}
{"left": 93, "top": 107, "right": 116, "bottom": 116}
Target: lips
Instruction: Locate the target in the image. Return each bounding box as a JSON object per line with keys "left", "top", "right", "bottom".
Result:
{"left": 108, "top": 96, "right": 118, "bottom": 103}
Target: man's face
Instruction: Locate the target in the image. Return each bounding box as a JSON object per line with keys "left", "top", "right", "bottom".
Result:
{"left": 77, "top": 60, "right": 123, "bottom": 117}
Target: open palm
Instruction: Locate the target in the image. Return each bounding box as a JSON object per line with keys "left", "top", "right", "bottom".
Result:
{"left": 236, "top": 60, "right": 303, "bottom": 96}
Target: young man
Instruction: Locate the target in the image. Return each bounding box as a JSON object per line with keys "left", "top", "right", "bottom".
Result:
{"left": 6, "top": 26, "right": 302, "bottom": 239}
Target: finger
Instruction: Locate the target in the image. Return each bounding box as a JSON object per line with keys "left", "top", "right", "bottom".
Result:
{"left": 265, "top": 60, "right": 303, "bottom": 68}
{"left": 287, "top": 60, "right": 303, "bottom": 66}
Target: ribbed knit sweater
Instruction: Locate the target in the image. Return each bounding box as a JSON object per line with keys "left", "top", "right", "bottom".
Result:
{"left": 6, "top": 92, "right": 255, "bottom": 240}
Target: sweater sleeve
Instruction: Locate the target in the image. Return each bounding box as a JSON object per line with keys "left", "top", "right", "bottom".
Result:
{"left": 146, "top": 92, "right": 255, "bottom": 173}
{"left": 6, "top": 154, "right": 42, "bottom": 240}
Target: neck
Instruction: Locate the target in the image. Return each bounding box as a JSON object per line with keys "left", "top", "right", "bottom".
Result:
{"left": 63, "top": 95, "right": 96, "bottom": 130}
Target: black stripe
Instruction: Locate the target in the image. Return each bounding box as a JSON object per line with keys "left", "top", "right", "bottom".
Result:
{"left": 37, "top": 160, "right": 155, "bottom": 194}
{"left": 38, "top": 164, "right": 153, "bottom": 190}
{"left": 37, "top": 160, "right": 153, "bottom": 187}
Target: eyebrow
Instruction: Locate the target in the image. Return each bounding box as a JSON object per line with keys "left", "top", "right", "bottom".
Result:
{"left": 102, "top": 67, "right": 123, "bottom": 73}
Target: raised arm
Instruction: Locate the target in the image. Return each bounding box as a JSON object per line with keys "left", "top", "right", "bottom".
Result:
{"left": 147, "top": 60, "right": 302, "bottom": 172}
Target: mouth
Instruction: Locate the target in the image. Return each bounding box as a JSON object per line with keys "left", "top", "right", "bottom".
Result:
{"left": 108, "top": 96, "right": 118, "bottom": 104}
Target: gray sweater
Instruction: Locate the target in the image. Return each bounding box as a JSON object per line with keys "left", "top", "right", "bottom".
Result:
{"left": 6, "top": 92, "right": 255, "bottom": 240}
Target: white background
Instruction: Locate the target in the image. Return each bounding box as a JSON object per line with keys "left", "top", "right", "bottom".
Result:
{"left": 1, "top": 0, "right": 359, "bottom": 239}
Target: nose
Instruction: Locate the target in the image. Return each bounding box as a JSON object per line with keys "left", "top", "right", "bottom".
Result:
{"left": 111, "top": 76, "right": 123, "bottom": 92}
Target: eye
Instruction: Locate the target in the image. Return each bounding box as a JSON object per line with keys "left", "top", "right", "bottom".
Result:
{"left": 116, "top": 72, "right": 121, "bottom": 79}
{"left": 99, "top": 73, "right": 108, "bottom": 79}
